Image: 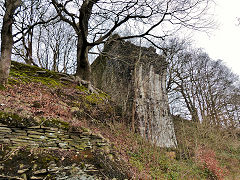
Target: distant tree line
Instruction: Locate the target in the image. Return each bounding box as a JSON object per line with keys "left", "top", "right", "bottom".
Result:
{"left": 165, "top": 38, "right": 240, "bottom": 128}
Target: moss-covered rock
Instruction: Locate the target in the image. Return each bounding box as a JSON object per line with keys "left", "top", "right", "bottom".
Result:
{"left": 41, "top": 118, "right": 70, "bottom": 131}
{"left": 0, "top": 111, "right": 38, "bottom": 127}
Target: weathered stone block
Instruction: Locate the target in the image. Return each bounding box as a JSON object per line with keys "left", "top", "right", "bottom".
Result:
{"left": 40, "top": 141, "right": 57, "bottom": 147}
{"left": 27, "top": 130, "right": 44, "bottom": 135}
{"left": 58, "top": 142, "right": 68, "bottom": 148}
{"left": 17, "top": 136, "right": 31, "bottom": 140}
{"left": 12, "top": 128, "right": 27, "bottom": 133}
{"left": 28, "top": 126, "right": 41, "bottom": 129}
{"left": 0, "top": 138, "right": 10, "bottom": 143}
{"left": 30, "top": 176, "right": 44, "bottom": 180}
{"left": 11, "top": 132, "right": 28, "bottom": 137}
{"left": 28, "top": 134, "right": 44, "bottom": 139}
{"left": 17, "top": 168, "right": 29, "bottom": 174}
{"left": 0, "top": 126, "right": 12, "bottom": 133}
{"left": 11, "top": 138, "right": 29, "bottom": 142}
{"left": 34, "top": 169, "right": 47, "bottom": 175}
{"left": 45, "top": 132, "right": 57, "bottom": 138}
{"left": 58, "top": 134, "right": 70, "bottom": 140}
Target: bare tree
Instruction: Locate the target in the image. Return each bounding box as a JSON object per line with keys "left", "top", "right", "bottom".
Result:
{"left": 34, "top": 21, "right": 76, "bottom": 73}
{"left": 166, "top": 39, "right": 240, "bottom": 127}
{"left": 13, "top": 0, "right": 57, "bottom": 66}
{"left": 0, "top": 0, "right": 21, "bottom": 85}
{"left": 14, "top": 0, "right": 37, "bottom": 65}
{"left": 51, "top": 0, "right": 214, "bottom": 82}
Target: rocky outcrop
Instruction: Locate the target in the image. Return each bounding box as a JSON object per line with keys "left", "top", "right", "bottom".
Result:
{"left": 92, "top": 36, "right": 177, "bottom": 147}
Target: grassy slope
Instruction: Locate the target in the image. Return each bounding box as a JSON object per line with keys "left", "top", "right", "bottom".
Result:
{"left": 0, "top": 61, "right": 239, "bottom": 179}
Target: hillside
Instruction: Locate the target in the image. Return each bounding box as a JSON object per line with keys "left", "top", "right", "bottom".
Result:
{"left": 0, "top": 61, "right": 239, "bottom": 179}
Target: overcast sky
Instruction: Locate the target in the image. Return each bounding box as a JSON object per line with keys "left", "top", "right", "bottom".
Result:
{"left": 193, "top": 0, "right": 240, "bottom": 76}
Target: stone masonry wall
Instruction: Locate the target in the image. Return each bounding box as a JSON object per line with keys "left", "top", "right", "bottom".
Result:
{"left": 0, "top": 123, "right": 120, "bottom": 179}
{"left": 0, "top": 123, "right": 107, "bottom": 150}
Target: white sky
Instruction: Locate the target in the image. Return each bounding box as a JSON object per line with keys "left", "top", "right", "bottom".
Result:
{"left": 193, "top": 0, "right": 240, "bottom": 76}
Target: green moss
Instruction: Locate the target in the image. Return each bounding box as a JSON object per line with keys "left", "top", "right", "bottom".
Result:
{"left": 41, "top": 118, "right": 70, "bottom": 130}
{"left": 39, "top": 154, "right": 59, "bottom": 168}
{"left": 8, "top": 77, "right": 21, "bottom": 85}
{"left": 82, "top": 101, "right": 92, "bottom": 111}
{"left": 76, "top": 85, "right": 88, "bottom": 92}
{"left": 0, "top": 84, "right": 5, "bottom": 90}
{"left": 33, "top": 77, "right": 62, "bottom": 87}
{"left": 9, "top": 61, "right": 63, "bottom": 87}
{"left": 85, "top": 94, "right": 104, "bottom": 105}
{"left": 99, "top": 91, "right": 110, "bottom": 99}
{"left": 129, "top": 156, "right": 144, "bottom": 172}
{"left": 73, "top": 142, "right": 89, "bottom": 150}
{"left": 0, "top": 111, "right": 38, "bottom": 127}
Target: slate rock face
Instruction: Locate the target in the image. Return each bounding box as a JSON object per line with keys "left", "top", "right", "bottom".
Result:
{"left": 92, "top": 36, "right": 177, "bottom": 147}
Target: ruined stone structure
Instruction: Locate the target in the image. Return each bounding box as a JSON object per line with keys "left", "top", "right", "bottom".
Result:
{"left": 92, "top": 36, "right": 177, "bottom": 148}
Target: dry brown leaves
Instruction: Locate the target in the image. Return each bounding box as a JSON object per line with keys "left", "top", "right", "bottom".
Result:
{"left": 0, "top": 83, "right": 72, "bottom": 121}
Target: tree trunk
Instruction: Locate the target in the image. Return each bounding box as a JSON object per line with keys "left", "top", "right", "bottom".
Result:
{"left": 0, "top": 0, "right": 21, "bottom": 85}
{"left": 52, "top": 0, "right": 98, "bottom": 81}
{"left": 52, "top": 43, "right": 59, "bottom": 72}
{"left": 22, "top": 28, "right": 34, "bottom": 65}
{"left": 27, "top": 28, "right": 34, "bottom": 65}
{"left": 75, "top": 34, "right": 91, "bottom": 81}
{"left": 75, "top": 0, "right": 98, "bottom": 81}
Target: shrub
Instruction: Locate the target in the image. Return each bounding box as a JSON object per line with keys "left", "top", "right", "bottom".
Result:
{"left": 195, "top": 146, "right": 228, "bottom": 179}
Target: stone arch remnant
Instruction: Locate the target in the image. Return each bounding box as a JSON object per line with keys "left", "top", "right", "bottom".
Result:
{"left": 92, "top": 36, "right": 177, "bottom": 148}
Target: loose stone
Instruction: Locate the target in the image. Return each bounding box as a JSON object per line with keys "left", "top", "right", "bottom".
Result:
{"left": 34, "top": 169, "right": 47, "bottom": 175}
{"left": 17, "top": 168, "right": 29, "bottom": 174}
